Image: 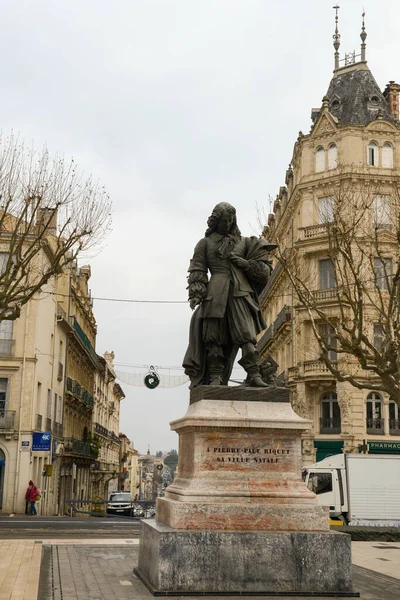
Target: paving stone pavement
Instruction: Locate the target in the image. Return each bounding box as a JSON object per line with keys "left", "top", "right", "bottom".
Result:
{"left": 1, "top": 539, "right": 400, "bottom": 599}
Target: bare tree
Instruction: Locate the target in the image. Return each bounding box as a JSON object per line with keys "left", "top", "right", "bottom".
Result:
{"left": 0, "top": 133, "right": 112, "bottom": 320}
{"left": 274, "top": 167, "right": 400, "bottom": 406}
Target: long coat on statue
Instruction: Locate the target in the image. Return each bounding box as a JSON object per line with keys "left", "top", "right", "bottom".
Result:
{"left": 183, "top": 233, "right": 273, "bottom": 387}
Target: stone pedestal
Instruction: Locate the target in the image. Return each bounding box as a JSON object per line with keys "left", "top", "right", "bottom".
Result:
{"left": 136, "top": 387, "right": 356, "bottom": 595}
{"left": 136, "top": 520, "right": 356, "bottom": 595}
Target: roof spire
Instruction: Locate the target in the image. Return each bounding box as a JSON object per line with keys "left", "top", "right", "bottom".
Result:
{"left": 333, "top": 5, "right": 341, "bottom": 71}
{"left": 360, "top": 9, "right": 367, "bottom": 62}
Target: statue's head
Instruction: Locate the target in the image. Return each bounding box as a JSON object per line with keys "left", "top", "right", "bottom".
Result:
{"left": 205, "top": 202, "right": 241, "bottom": 237}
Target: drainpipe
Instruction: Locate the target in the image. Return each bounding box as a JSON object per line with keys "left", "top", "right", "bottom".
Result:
{"left": 13, "top": 302, "right": 30, "bottom": 513}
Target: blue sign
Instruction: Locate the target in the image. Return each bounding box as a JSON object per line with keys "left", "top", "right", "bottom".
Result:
{"left": 32, "top": 432, "right": 51, "bottom": 451}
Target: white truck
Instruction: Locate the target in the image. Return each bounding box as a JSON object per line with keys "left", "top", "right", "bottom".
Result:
{"left": 303, "top": 453, "right": 400, "bottom": 526}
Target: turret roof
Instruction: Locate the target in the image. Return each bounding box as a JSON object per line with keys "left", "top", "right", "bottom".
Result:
{"left": 325, "top": 64, "right": 395, "bottom": 127}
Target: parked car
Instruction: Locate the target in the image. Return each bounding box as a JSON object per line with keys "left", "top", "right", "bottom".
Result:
{"left": 106, "top": 492, "right": 133, "bottom": 516}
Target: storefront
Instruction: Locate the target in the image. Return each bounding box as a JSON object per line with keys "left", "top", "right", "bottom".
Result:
{"left": 314, "top": 440, "right": 344, "bottom": 462}
{"left": 366, "top": 441, "right": 400, "bottom": 455}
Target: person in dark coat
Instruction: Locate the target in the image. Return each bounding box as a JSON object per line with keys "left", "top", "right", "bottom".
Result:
{"left": 183, "top": 202, "right": 275, "bottom": 388}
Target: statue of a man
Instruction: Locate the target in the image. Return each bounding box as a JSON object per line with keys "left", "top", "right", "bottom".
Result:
{"left": 183, "top": 202, "right": 275, "bottom": 388}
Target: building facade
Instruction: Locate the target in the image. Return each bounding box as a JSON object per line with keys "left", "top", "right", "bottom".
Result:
{"left": 259, "top": 17, "right": 400, "bottom": 464}
{"left": 0, "top": 274, "right": 67, "bottom": 514}
{"left": 91, "top": 352, "right": 124, "bottom": 500}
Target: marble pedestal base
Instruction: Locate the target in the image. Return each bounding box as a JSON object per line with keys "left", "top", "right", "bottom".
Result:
{"left": 135, "top": 519, "right": 357, "bottom": 596}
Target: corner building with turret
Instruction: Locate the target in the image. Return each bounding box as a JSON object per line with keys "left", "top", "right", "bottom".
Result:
{"left": 259, "top": 13, "right": 400, "bottom": 464}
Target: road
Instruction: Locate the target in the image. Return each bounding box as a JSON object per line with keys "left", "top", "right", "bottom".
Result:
{"left": 0, "top": 515, "right": 141, "bottom": 538}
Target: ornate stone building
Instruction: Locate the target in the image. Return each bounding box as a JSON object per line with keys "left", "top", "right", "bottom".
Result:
{"left": 91, "top": 352, "right": 124, "bottom": 500}
{"left": 259, "top": 14, "right": 400, "bottom": 464}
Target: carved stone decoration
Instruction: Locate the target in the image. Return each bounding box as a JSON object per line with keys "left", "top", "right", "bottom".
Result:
{"left": 302, "top": 439, "right": 314, "bottom": 456}
{"left": 336, "top": 384, "right": 351, "bottom": 421}
{"left": 313, "top": 115, "right": 335, "bottom": 136}
{"left": 292, "top": 388, "right": 310, "bottom": 419}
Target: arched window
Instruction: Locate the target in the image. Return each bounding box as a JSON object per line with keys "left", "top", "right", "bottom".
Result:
{"left": 320, "top": 392, "right": 341, "bottom": 433}
{"left": 382, "top": 143, "right": 394, "bottom": 168}
{"left": 328, "top": 144, "right": 338, "bottom": 170}
{"left": 366, "top": 392, "right": 383, "bottom": 432}
{"left": 389, "top": 400, "right": 400, "bottom": 434}
{"left": 367, "top": 142, "right": 379, "bottom": 167}
{"left": 315, "top": 147, "right": 325, "bottom": 172}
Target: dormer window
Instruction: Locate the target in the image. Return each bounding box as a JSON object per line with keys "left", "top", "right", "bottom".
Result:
{"left": 315, "top": 147, "right": 325, "bottom": 172}
{"left": 328, "top": 144, "right": 338, "bottom": 170}
{"left": 370, "top": 95, "right": 379, "bottom": 106}
{"left": 382, "top": 142, "right": 394, "bottom": 168}
{"left": 367, "top": 141, "right": 378, "bottom": 166}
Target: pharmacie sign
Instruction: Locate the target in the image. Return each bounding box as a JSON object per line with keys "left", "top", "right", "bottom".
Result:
{"left": 32, "top": 432, "right": 52, "bottom": 451}
{"left": 368, "top": 441, "right": 400, "bottom": 454}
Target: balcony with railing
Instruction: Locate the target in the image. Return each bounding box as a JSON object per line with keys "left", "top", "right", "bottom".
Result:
{"left": 389, "top": 419, "right": 400, "bottom": 435}
{"left": 305, "top": 288, "right": 338, "bottom": 303}
{"left": 304, "top": 360, "right": 337, "bottom": 376}
{"left": 366, "top": 418, "right": 384, "bottom": 435}
{"left": 299, "top": 224, "right": 329, "bottom": 240}
{"left": 94, "top": 422, "right": 109, "bottom": 438}
{"left": 257, "top": 325, "right": 273, "bottom": 354}
{"left": 109, "top": 431, "right": 121, "bottom": 445}
{"left": 0, "top": 410, "right": 16, "bottom": 430}
{"left": 320, "top": 417, "right": 341, "bottom": 434}
{"left": 69, "top": 316, "right": 98, "bottom": 365}
{"left": 66, "top": 377, "right": 94, "bottom": 410}
{"left": 287, "top": 366, "right": 299, "bottom": 380}
{"left": 273, "top": 306, "right": 292, "bottom": 335}
{"left": 63, "top": 437, "right": 95, "bottom": 458}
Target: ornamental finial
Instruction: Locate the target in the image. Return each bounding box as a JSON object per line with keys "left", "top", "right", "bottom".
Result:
{"left": 360, "top": 9, "right": 367, "bottom": 61}
{"left": 333, "top": 5, "right": 341, "bottom": 70}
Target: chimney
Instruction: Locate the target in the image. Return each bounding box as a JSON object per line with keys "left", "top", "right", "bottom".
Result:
{"left": 37, "top": 208, "right": 58, "bottom": 235}
{"left": 383, "top": 81, "right": 400, "bottom": 120}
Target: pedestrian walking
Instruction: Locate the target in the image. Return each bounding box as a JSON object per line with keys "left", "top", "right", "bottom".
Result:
{"left": 25, "top": 480, "right": 40, "bottom": 515}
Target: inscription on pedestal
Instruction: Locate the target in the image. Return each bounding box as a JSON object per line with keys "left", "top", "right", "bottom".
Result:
{"left": 208, "top": 446, "right": 290, "bottom": 464}
{"left": 200, "top": 436, "right": 298, "bottom": 472}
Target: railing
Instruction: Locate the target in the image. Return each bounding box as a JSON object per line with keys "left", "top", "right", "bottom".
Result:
{"left": 0, "top": 339, "right": 14, "bottom": 355}
{"left": 273, "top": 305, "right": 292, "bottom": 333}
{"left": 53, "top": 422, "right": 63, "bottom": 438}
{"left": 45, "top": 417, "right": 52, "bottom": 433}
{"left": 94, "top": 422, "right": 108, "bottom": 438}
{"left": 287, "top": 367, "right": 299, "bottom": 380}
{"left": 70, "top": 316, "right": 98, "bottom": 365}
{"left": 63, "top": 437, "right": 95, "bottom": 457}
{"left": 304, "top": 360, "right": 336, "bottom": 375}
{"left": 65, "top": 499, "right": 156, "bottom": 519}
{"left": 366, "top": 418, "right": 384, "bottom": 434}
{"left": 257, "top": 325, "right": 274, "bottom": 353}
{"left": 389, "top": 419, "right": 400, "bottom": 435}
{"left": 300, "top": 224, "right": 329, "bottom": 240}
{"left": 307, "top": 288, "right": 338, "bottom": 302}
{"left": 66, "top": 377, "right": 94, "bottom": 410}
{"left": 0, "top": 409, "right": 16, "bottom": 429}
{"left": 35, "top": 414, "right": 43, "bottom": 431}
{"left": 109, "top": 431, "right": 121, "bottom": 445}
{"left": 320, "top": 417, "right": 341, "bottom": 434}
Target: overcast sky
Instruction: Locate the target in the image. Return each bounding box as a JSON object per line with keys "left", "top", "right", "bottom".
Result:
{"left": 2, "top": 1, "right": 399, "bottom": 453}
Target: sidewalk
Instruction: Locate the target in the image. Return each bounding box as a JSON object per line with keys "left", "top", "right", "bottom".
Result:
{"left": 0, "top": 538, "right": 399, "bottom": 600}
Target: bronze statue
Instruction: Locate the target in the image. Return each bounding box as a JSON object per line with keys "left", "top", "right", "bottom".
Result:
{"left": 183, "top": 202, "right": 276, "bottom": 388}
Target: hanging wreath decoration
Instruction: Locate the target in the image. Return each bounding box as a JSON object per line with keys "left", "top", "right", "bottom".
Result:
{"left": 144, "top": 366, "right": 160, "bottom": 389}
